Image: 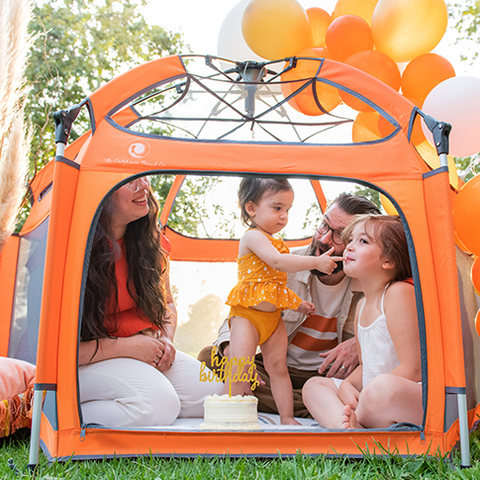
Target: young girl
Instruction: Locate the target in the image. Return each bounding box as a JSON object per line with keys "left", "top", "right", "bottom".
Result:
{"left": 302, "top": 215, "right": 423, "bottom": 429}
{"left": 226, "top": 177, "right": 344, "bottom": 425}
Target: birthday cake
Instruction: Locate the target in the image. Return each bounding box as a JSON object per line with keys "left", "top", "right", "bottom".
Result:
{"left": 201, "top": 394, "right": 261, "bottom": 430}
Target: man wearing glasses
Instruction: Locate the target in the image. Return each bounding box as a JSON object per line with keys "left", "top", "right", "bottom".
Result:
{"left": 200, "top": 193, "right": 381, "bottom": 417}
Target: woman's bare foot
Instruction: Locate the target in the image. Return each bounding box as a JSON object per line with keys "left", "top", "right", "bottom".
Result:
{"left": 341, "top": 405, "right": 363, "bottom": 429}
{"left": 280, "top": 416, "right": 302, "bottom": 426}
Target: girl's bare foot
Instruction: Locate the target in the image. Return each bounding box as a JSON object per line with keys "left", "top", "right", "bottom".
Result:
{"left": 280, "top": 417, "right": 302, "bottom": 426}
{"left": 341, "top": 405, "right": 363, "bottom": 429}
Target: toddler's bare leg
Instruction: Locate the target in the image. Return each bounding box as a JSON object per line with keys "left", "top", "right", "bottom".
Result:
{"left": 261, "top": 320, "right": 300, "bottom": 425}
{"left": 227, "top": 316, "right": 259, "bottom": 396}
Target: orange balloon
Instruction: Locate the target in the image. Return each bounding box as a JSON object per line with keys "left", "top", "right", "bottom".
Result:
{"left": 471, "top": 257, "right": 480, "bottom": 296}
{"left": 377, "top": 95, "right": 425, "bottom": 145}
{"left": 372, "top": 0, "right": 448, "bottom": 62}
{"left": 455, "top": 231, "right": 472, "bottom": 254}
{"left": 352, "top": 111, "right": 382, "bottom": 142}
{"left": 333, "top": 0, "right": 379, "bottom": 25}
{"left": 340, "top": 50, "right": 401, "bottom": 112}
{"left": 281, "top": 47, "right": 341, "bottom": 116}
{"left": 325, "top": 15, "right": 373, "bottom": 62}
{"left": 307, "top": 7, "right": 332, "bottom": 47}
{"left": 402, "top": 53, "right": 455, "bottom": 104}
{"left": 242, "top": 0, "right": 312, "bottom": 60}
{"left": 453, "top": 174, "right": 480, "bottom": 256}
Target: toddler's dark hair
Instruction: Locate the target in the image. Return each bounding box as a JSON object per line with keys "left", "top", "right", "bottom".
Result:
{"left": 238, "top": 177, "right": 293, "bottom": 227}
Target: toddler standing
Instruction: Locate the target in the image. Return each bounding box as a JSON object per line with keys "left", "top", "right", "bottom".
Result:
{"left": 226, "top": 177, "right": 343, "bottom": 425}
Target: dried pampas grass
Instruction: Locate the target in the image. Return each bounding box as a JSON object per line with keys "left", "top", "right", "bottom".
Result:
{"left": 0, "top": 0, "right": 34, "bottom": 253}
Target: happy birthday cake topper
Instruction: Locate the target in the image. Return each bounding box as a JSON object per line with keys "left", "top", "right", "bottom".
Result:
{"left": 199, "top": 346, "right": 260, "bottom": 396}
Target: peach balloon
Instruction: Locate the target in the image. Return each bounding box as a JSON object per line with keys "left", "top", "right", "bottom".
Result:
{"left": 307, "top": 7, "right": 332, "bottom": 47}
{"left": 281, "top": 47, "right": 341, "bottom": 116}
{"left": 242, "top": 0, "right": 312, "bottom": 60}
{"left": 372, "top": 0, "right": 448, "bottom": 63}
{"left": 422, "top": 76, "right": 480, "bottom": 158}
{"left": 325, "top": 15, "right": 373, "bottom": 62}
{"left": 340, "top": 50, "right": 400, "bottom": 112}
{"left": 380, "top": 194, "right": 399, "bottom": 215}
{"left": 352, "top": 112, "right": 382, "bottom": 142}
{"left": 453, "top": 174, "right": 480, "bottom": 256}
{"left": 402, "top": 53, "right": 455, "bottom": 104}
{"left": 333, "top": 0, "right": 379, "bottom": 25}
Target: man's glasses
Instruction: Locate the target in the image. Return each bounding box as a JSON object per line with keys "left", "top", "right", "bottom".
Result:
{"left": 125, "top": 176, "right": 152, "bottom": 193}
{"left": 317, "top": 220, "right": 344, "bottom": 245}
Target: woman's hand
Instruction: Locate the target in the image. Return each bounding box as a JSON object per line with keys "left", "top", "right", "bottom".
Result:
{"left": 124, "top": 334, "right": 167, "bottom": 368}
{"left": 79, "top": 335, "right": 165, "bottom": 367}
{"left": 156, "top": 334, "right": 176, "bottom": 372}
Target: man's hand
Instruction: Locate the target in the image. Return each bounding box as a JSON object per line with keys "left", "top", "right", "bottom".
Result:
{"left": 317, "top": 338, "right": 358, "bottom": 379}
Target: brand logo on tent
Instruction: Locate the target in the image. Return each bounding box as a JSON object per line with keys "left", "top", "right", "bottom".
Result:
{"left": 127, "top": 141, "right": 151, "bottom": 159}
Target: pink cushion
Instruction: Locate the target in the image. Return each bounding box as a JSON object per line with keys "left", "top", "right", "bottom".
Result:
{"left": 0, "top": 357, "right": 35, "bottom": 400}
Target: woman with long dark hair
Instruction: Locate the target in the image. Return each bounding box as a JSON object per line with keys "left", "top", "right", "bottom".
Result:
{"left": 78, "top": 176, "right": 223, "bottom": 427}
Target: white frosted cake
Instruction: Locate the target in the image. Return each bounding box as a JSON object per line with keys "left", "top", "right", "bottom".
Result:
{"left": 201, "top": 394, "right": 261, "bottom": 430}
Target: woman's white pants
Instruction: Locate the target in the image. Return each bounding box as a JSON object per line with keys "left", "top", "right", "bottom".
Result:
{"left": 78, "top": 351, "right": 223, "bottom": 427}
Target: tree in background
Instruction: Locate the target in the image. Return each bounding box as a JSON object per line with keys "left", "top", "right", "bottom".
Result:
{"left": 452, "top": 0, "right": 480, "bottom": 64}
{"left": 174, "top": 294, "right": 228, "bottom": 356}
{"left": 451, "top": 0, "right": 480, "bottom": 181}
{"left": 19, "top": 0, "right": 224, "bottom": 235}
{"left": 26, "top": 0, "right": 185, "bottom": 172}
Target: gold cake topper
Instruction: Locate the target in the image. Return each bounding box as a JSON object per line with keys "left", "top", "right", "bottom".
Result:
{"left": 199, "top": 346, "right": 260, "bottom": 396}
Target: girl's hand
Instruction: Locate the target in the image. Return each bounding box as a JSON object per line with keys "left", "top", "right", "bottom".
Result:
{"left": 338, "top": 381, "right": 360, "bottom": 410}
{"left": 315, "top": 247, "right": 345, "bottom": 275}
{"left": 297, "top": 301, "right": 316, "bottom": 316}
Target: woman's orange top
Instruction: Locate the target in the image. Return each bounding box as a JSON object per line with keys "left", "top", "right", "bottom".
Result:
{"left": 226, "top": 230, "right": 303, "bottom": 310}
{"left": 104, "top": 234, "right": 170, "bottom": 337}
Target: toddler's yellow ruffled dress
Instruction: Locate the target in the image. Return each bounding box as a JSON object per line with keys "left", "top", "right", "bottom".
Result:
{"left": 226, "top": 230, "right": 303, "bottom": 344}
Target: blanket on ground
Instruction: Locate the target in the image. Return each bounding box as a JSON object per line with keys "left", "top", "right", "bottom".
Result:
{"left": 0, "top": 357, "right": 35, "bottom": 437}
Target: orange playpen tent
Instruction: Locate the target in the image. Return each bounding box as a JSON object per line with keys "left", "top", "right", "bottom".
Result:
{"left": 1, "top": 54, "right": 479, "bottom": 466}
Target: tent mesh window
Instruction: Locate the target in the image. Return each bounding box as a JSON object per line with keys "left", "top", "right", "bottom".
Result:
{"left": 8, "top": 218, "right": 49, "bottom": 364}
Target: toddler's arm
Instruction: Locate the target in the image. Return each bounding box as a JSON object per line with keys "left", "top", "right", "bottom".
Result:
{"left": 297, "top": 301, "right": 316, "bottom": 316}
{"left": 241, "top": 229, "right": 343, "bottom": 273}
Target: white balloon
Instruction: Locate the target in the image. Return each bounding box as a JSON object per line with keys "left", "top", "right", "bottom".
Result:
{"left": 421, "top": 76, "right": 480, "bottom": 158}
{"left": 217, "top": 0, "right": 266, "bottom": 63}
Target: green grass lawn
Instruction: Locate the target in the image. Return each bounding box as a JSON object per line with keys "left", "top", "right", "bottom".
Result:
{"left": 2, "top": 428, "right": 480, "bottom": 479}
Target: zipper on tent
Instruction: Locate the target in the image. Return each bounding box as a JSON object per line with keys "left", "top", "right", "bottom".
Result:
{"left": 80, "top": 426, "right": 86, "bottom": 441}
{"left": 420, "top": 430, "right": 426, "bottom": 444}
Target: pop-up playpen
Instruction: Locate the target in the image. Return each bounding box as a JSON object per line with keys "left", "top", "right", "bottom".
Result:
{"left": 1, "top": 54, "right": 479, "bottom": 466}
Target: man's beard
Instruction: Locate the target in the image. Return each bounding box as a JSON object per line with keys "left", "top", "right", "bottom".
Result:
{"left": 307, "top": 239, "right": 344, "bottom": 277}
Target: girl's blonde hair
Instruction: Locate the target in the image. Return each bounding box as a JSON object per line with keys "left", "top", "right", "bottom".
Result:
{"left": 342, "top": 215, "right": 412, "bottom": 282}
{"left": 238, "top": 177, "right": 293, "bottom": 227}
